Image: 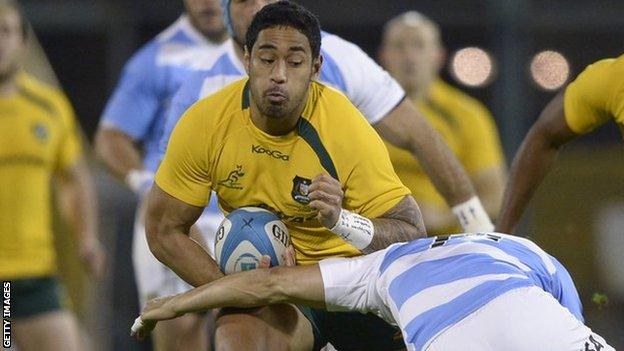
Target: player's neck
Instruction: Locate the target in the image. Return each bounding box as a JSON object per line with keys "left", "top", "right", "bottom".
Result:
{"left": 234, "top": 41, "right": 245, "bottom": 62}
{"left": 250, "top": 109, "right": 301, "bottom": 136}
{"left": 0, "top": 74, "right": 18, "bottom": 97}
{"left": 407, "top": 81, "right": 432, "bottom": 101}
{"left": 249, "top": 97, "right": 306, "bottom": 136}
{"left": 202, "top": 30, "right": 228, "bottom": 45}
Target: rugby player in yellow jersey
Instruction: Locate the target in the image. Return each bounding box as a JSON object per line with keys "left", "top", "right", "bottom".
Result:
{"left": 147, "top": 2, "right": 424, "bottom": 350}
{"left": 497, "top": 54, "right": 624, "bottom": 233}
{"left": 378, "top": 12, "right": 507, "bottom": 234}
{"left": 0, "top": 2, "right": 105, "bottom": 350}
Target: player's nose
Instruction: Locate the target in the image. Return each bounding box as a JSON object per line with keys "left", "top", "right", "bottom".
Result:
{"left": 270, "top": 59, "right": 287, "bottom": 83}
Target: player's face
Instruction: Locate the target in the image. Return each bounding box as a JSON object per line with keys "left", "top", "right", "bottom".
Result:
{"left": 184, "top": 0, "right": 227, "bottom": 40}
{"left": 245, "top": 26, "right": 321, "bottom": 120}
{"left": 0, "top": 7, "right": 24, "bottom": 81}
{"left": 380, "top": 23, "right": 441, "bottom": 95}
{"left": 229, "top": 0, "right": 276, "bottom": 48}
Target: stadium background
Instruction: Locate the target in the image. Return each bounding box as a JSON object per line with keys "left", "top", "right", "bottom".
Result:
{"left": 17, "top": 0, "right": 624, "bottom": 349}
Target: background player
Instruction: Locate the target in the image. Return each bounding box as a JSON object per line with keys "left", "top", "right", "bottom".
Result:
{"left": 161, "top": 0, "right": 495, "bottom": 234}
{"left": 147, "top": 2, "right": 425, "bottom": 350}
{"left": 133, "top": 232, "right": 612, "bottom": 351}
{"left": 379, "top": 12, "right": 507, "bottom": 234}
{"left": 497, "top": 54, "right": 624, "bottom": 233}
{"left": 0, "top": 1, "right": 105, "bottom": 350}
{"left": 94, "top": 0, "right": 227, "bottom": 349}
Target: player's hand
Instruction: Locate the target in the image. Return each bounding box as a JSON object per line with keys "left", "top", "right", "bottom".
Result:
{"left": 79, "top": 238, "right": 106, "bottom": 279}
{"left": 131, "top": 295, "right": 178, "bottom": 340}
{"left": 259, "top": 255, "right": 271, "bottom": 269}
{"left": 283, "top": 245, "right": 296, "bottom": 267}
{"left": 260, "top": 244, "right": 296, "bottom": 269}
{"left": 308, "top": 174, "right": 343, "bottom": 228}
{"left": 126, "top": 169, "right": 154, "bottom": 196}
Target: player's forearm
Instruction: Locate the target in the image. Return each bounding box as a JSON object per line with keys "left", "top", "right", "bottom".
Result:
{"left": 57, "top": 160, "right": 99, "bottom": 243}
{"left": 365, "top": 196, "right": 426, "bottom": 253}
{"left": 172, "top": 269, "right": 283, "bottom": 315}
{"left": 496, "top": 129, "right": 560, "bottom": 233}
{"left": 167, "top": 266, "right": 324, "bottom": 317}
{"left": 472, "top": 166, "right": 507, "bottom": 221}
{"left": 94, "top": 128, "right": 144, "bottom": 179}
{"left": 411, "top": 133, "right": 475, "bottom": 206}
{"left": 147, "top": 229, "right": 224, "bottom": 287}
{"left": 417, "top": 203, "right": 457, "bottom": 232}
{"left": 376, "top": 100, "right": 475, "bottom": 206}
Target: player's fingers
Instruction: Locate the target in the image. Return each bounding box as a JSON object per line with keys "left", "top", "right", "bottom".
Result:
{"left": 284, "top": 245, "right": 296, "bottom": 267}
{"left": 309, "top": 199, "right": 332, "bottom": 213}
{"left": 310, "top": 174, "right": 341, "bottom": 193}
{"left": 312, "top": 173, "right": 332, "bottom": 184}
{"left": 310, "top": 200, "right": 339, "bottom": 227}
{"left": 308, "top": 189, "right": 341, "bottom": 205}
{"left": 259, "top": 255, "right": 271, "bottom": 268}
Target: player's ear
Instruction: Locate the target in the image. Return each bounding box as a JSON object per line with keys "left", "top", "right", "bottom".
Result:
{"left": 312, "top": 54, "right": 323, "bottom": 79}
{"left": 243, "top": 46, "right": 251, "bottom": 74}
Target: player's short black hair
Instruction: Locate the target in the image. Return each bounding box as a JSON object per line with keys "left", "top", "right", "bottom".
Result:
{"left": 245, "top": 1, "right": 321, "bottom": 59}
{"left": 1, "top": 0, "right": 29, "bottom": 40}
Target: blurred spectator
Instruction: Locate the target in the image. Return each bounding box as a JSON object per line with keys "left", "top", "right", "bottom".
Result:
{"left": 379, "top": 11, "right": 507, "bottom": 234}
{"left": 0, "top": 1, "right": 105, "bottom": 350}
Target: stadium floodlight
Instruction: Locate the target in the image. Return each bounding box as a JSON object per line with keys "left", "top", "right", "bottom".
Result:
{"left": 530, "top": 50, "right": 570, "bottom": 91}
{"left": 449, "top": 47, "right": 495, "bottom": 88}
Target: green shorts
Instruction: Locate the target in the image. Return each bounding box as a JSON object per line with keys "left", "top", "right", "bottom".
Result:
{"left": 8, "top": 276, "right": 67, "bottom": 319}
{"left": 298, "top": 307, "right": 404, "bottom": 351}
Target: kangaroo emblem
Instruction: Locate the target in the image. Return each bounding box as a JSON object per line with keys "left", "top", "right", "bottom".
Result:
{"left": 218, "top": 165, "right": 245, "bottom": 189}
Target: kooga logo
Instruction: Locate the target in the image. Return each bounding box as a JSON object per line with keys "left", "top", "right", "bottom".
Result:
{"left": 251, "top": 145, "right": 290, "bottom": 161}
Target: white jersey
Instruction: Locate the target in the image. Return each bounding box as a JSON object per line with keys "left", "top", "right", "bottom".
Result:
{"left": 318, "top": 233, "right": 585, "bottom": 351}
{"left": 158, "top": 33, "right": 405, "bottom": 156}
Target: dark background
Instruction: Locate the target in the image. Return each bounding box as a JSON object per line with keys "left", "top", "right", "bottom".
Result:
{"left": 21, "top": 0, "right": 624, "bottom": 156}
{"left": 17, "top": 1, "right": 624, "bottom": 350}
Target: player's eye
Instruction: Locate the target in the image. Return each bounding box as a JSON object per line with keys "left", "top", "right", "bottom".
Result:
{"left": 260, "top": 58, "right": 275, "bottom": 64}
{"left": 289, "top": 61, "right": 303, "bottom": 67}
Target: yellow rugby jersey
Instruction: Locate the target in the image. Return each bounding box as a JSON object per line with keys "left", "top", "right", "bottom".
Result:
{"left": 383, "top": 80, "right": 504, "bottom": 233}
{"left": 156, "top": 78, "right": 410, "bottom": 264}
{"left": 564, "top": 54, "right": 624, "bottom": 135}
{"left": 0, "top": 73, "right": 82, "bottom": 279}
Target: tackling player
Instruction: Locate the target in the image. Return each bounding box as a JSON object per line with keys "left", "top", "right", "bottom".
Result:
{"left": 160, "top": 0, "right": 495, "bottom": 234}
{"left": 94, "top": 0, "right": 227, "bottom": 349}
{"left": 497, "top": 54, "right": 624, "bottom": 233}
{"left": 133, "top": 233, "right": 613, "bottom": 351}
{"left": 147, "top": 2, "right": 425, "bottom": 350}
{"left": 0, "top": 1, "right": 105, "bottom": 350}
{"left": 379, "top": 12, "right": 507, "bottom": 234}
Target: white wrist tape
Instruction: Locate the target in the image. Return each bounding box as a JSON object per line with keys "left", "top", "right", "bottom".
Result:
{"left": 130, "top": 316, "right": 144, "bottom": 336}
{"left": 125, "top": 169, "right": 154, "bottom": 194}
{"left": 451, "top": 196, "right": 494, "bottom": 232}
{"left": 329, "top": 209, "right": 374, "bottom": 250}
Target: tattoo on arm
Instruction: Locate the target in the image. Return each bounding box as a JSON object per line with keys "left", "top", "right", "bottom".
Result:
{"left": 365, "top": 196, "right": 426, "bottom": 253}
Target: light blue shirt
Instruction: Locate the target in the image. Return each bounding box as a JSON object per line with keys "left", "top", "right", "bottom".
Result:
{"left": 100, "top": 16, "right": 224, "bottom": 172}
{"left": 319, "top": 233, "right": 583, "bottom": 351}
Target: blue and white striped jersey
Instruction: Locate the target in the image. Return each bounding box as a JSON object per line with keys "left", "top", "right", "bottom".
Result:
{"left": 99, "top": 15, "right": 225, "bottom": 172}
{"left": 158, "top": 33, "right": 405, "bottom": 156}
{"left": 319, "top": 232, "right": 583, "bottom": 351}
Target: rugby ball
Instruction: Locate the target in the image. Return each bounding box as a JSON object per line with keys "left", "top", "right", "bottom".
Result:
{"left": 214, "top": 207, "right": 290, "bottom": 274}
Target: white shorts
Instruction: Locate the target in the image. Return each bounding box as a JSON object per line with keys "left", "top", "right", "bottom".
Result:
{"left": 426, "top": 286, "right": 614, "bottom": 351}
{"left": 132, "top": 196, "right": 224, "bottom": 307}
